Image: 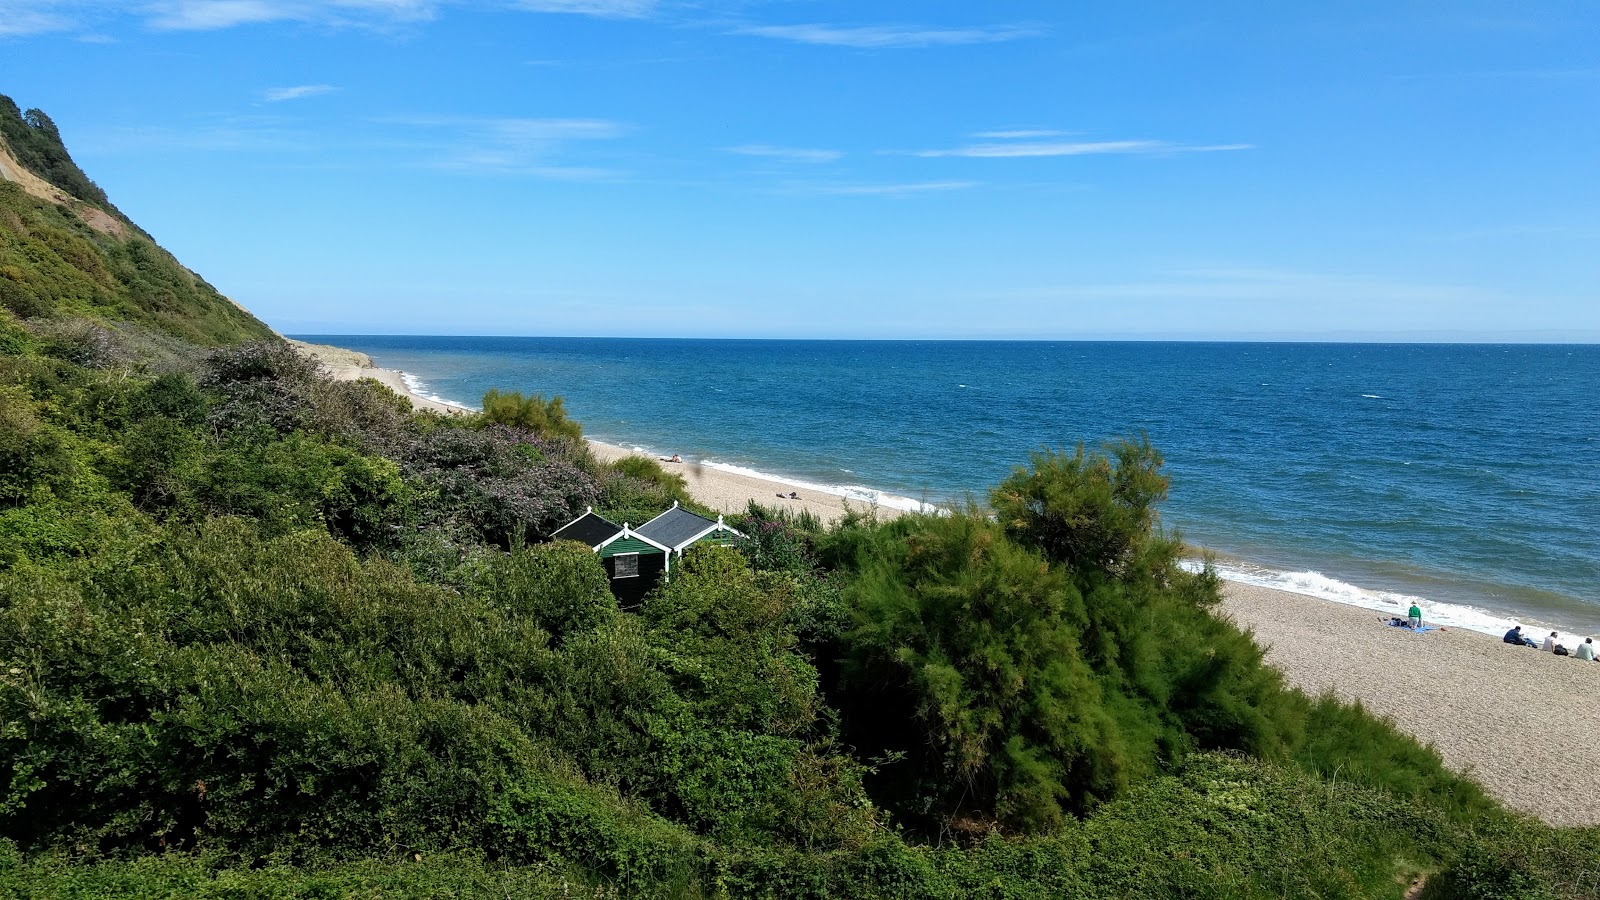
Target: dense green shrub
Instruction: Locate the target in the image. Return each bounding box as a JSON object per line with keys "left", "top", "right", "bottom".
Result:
{"left": 595, "top": 454, "right": 695, "bottom": 526}
{"left": 482, "top": 388, "right": 582, "bottom": 440}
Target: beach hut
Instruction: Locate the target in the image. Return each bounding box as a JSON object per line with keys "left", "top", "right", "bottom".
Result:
{"left": 548, "top": 507, "right": 671, "bottom": 604}
{"left": 636, "top": 501, "right": 745, "bottom": 560}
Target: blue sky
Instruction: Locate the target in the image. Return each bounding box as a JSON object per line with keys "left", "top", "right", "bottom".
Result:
{"left": 2, "top": 1, "right": 1597, "bottom": 339}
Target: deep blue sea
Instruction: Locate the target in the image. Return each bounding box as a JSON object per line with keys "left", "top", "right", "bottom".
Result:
{"left": 299, "top": 337, "right": 1600, "bottom": 636}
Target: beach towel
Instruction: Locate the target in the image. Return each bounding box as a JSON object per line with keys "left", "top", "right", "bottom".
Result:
{"left": 1382, "top": 618, "right": 1439, "bottom": 633}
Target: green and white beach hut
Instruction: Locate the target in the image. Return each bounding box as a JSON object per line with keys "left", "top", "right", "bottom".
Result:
{"left": 635, "top": 501, "right": 745, "bottom": 559}
{"left": 549, "top": 507, "right": 672, "bottom": 604}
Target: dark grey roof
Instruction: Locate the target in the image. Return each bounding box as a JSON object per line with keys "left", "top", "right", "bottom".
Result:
{"left": 550, "top": 510, "right": 622, "bottom": 547}
{"left": 636, "top": 504, "right": 736, "bottom": 551}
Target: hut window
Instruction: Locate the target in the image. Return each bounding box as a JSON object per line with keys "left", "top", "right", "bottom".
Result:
{"left": 613, "top": 553, "right": 639, "bottom": 579}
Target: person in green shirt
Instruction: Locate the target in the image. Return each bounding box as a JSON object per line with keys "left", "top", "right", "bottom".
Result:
{"left": 1576, "top": 638, "right": 1597, "bottom": 662}
{"left": 1407, "top": 603, "right": 1423, "bottom": 629}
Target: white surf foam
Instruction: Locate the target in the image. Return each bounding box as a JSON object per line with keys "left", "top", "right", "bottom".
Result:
{"left": 1182, "top": 558, "right": 1591, "bottom": 645}
{"left": 697, "top": 459, "right": 939, "bottom": 514}
{"left": 398, "top": 372, "right": 476, "bottom": 412}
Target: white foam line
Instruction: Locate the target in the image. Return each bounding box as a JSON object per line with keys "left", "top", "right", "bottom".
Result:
{"left": 1184, "top": 558, "right": 1593, "bottom": 645}
{"left": 398, "top": 371, "right": 476, "bottom": 412}
{"left": 686, "top": 458, "right": 938, "bottom": 514}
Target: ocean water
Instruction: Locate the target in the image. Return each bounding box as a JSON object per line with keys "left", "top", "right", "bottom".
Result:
{"left": 299, "top": 337, "right": 1600, "bottom": 638}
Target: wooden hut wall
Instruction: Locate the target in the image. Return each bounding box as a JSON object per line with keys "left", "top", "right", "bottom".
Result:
{"left": 603, "top": 552, "right": 665, "bottom": 605}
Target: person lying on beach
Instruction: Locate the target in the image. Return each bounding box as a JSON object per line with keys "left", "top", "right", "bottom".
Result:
{"left": 1576, "top": 638, "right": 1597, "bottom": 662}
{"left": 659, "top": 454, "right": 681, "bottom": 463}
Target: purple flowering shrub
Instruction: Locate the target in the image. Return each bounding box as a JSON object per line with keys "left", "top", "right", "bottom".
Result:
{"left": 399, "top": 425, "right": 599, "bottom": 547}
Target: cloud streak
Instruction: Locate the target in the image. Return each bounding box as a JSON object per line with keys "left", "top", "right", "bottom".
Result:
{"left": 917, "top": 138, "right": 1253, "bottom": 158}
{"left": 509, "top": 0, "right": 656, "bottom": 17}
{"left": 0, "top": 4, "right": 76, "bottom": 35}
{"left": 0, "top": 0, "right": 654, "bottom": 35}
{"left": 726, "top": 144, "right": 842, "bottom": 164}
{"left": 391, "top": 115, "right": 631, "bottom": 177}
{"left": 143, "top": 0, "right": 442, "bottom": 31}
{"left": 735, "top": 22, "right": 1041, "bottom": 49}
{"left": 806, "top": 180, "right": 977, "bottom": 197}
{"left": 263, "top": 84, "right": 338, "bottom": 102}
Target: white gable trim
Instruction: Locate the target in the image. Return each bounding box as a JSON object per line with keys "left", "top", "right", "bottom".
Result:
{"left": 595, "top": 523, "right": 673, "bottom": 555}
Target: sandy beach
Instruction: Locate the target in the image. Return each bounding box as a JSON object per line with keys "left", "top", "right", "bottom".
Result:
{"left": 1221, "top": 582, "right": 1600, "bottom": 827}
{"left": 587, "top": 439, "right": 906, "bottom": 525}
{"left": 289, "top": 339, "right": 467, "bottom": 416}
{"left": 291, "top": 338, "right": 1598, "bottom": 826}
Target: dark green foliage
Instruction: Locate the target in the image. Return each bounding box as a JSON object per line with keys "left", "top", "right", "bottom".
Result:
{"left": 399, "top": 425, "right": 599, "bottom": 546}
{"left": 1421, "top": 839, "right": 1559, "bottom": 900}
{"left": 476, "top": 541, "right": 616, "bottom": 642}
{"left": 1296, "top": 694, "right": 1492, "bottom": 822}
{"left": 829, "top": 442, "right": 1301, "bottom": 834}
{"left": 482, "top": 388, "right": 582, "bottom": 440}
{"left": 837, "top": 511, "right": 1120, "bottom": 831}
{"left": 991, "top": 437, "right": 1170, "bottom": 578}
{"left": 595, "top": 454, "right": 695, "bottom": 526}
{"left": 732, "top": 500, "right": 821, "bottom": 574}
{"left": 0, "top": 95, "right": 118, "bottom": 214}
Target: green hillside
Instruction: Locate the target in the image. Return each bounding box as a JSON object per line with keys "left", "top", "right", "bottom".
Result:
{"left": 0, "top": 95, "right": 275, "bottom": 347}
{"left": 1, "top": 98, "right": 1596, "bottom": 898}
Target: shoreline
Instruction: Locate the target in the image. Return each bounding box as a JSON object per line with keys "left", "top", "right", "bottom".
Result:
{"left": 289, "top": 339, "right": 472, "bottom": 416}
{"left": 588, "top": 440, "right": 911, "bottom": 525}
{"left": 290, "top": 339, "right": 915, "bottom": 524}
{"left": 294, "top": 336, "right": 1597, "bottom": 635}
{"left": 290, "top": 336, "right": 1600, "bottom": 826}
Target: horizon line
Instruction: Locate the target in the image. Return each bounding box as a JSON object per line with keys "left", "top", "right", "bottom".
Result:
{"left": 285, "top": 330, "right": 1600, "bottom": 346}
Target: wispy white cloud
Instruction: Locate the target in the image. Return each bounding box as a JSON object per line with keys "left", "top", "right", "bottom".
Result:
{"left": 2, "top": 0, "right": 657, "bottom": 36}
{"left": 263, "top": 84, "right": 338, "bottom": 102}
{"left": 806, "top": 180, "right": 977, "bottom": 197}
{"left": 916, "top": 138, "right": 1252, "bottom": 158}
{"left": 0, "top": 3, "right": 76, "bottom": 35}
{"left": 1010, "top": 266, "right": 1492, "bottom": 306}
{"left": 734, "top": 22, "right": 1042, "bottom": 49}
{"left": 727, "top": 144, "right": 841, "bottom": 164}
{"left": 973, "top": 129, "right": 1068, "bottom": 140}
{"left": 392, "top": 115, "right": 631, "bottom": 177}
{"left": 509, "top": 0, "right": 656, "bottom": 17}
{"left": 142, "top": 0, "right": 441, "bottom": 31}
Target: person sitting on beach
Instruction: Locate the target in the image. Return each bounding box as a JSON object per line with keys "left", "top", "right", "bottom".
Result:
{"left": 1408, "top": 603, "right": 1423, "bottom": 629}
{"left": 1542, "top": 631, "right": 1559, "bottom": 652}
{"left": 788, "top": 491, "right": 800, "bottom": 500}
{"left": 1503, "top": 625, "right": 1538, "bottom": 648}
{"left": 1576, "top": 638, "right": 1597, "bottom": 662}
{"left": 659, "top": 453, "right": 681, "bottom": 463}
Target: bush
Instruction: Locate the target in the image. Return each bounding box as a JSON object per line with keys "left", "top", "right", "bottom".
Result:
{"left": 481, "top": 388, "right": 582, "bottom": 441}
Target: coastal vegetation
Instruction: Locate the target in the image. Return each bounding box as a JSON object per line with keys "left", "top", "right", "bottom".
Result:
{"left": 2, "top": 97, "right": 1598, "bottom": 898}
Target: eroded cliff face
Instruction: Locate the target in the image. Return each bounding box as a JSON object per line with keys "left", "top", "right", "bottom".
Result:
{"left": 0, "top": 133, "right": 127, "bottom": 239}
